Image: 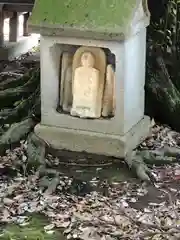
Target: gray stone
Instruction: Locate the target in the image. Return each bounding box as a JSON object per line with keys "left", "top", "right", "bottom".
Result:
{"left": 35, "top": 116, "right": 151, "bottom": 158}
{"left": 34, "top": 0, "right": 151, "bottom": 158}
{"left": 0, "top": 34, "right": 39, "bottom": 60}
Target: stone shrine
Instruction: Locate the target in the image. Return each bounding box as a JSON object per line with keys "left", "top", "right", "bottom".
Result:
{"left": 29, "top": 0, "right": 151, "bottom": 158}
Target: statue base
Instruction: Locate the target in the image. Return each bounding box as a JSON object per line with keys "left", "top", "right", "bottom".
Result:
{"left": 34, "top": 116, "right": 151, "bottom": 158}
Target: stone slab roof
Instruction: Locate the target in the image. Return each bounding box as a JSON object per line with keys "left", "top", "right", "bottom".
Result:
{"left": 29, "top": 0, "right": 149, "bottom": 40}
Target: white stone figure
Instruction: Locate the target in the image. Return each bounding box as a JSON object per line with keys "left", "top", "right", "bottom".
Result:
{"left": 71, "top": 51, "right": 101, "bottom": 118}
{"left": 62, "top": 65, "right": 73, "bottom": 112}
{"left": 102, "top": 64, "right": 115, "bottom": 117}
{"left": 60, "top": 52, "right": 73, "bottom": 108}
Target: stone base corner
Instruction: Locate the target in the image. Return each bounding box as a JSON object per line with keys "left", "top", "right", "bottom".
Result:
{"left": 34, "top": 116, "right": 151, "bottom": 158}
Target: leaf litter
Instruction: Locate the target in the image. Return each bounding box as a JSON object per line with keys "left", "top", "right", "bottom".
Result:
{"left": 1, "top": 123, "right": 180, "bottom": 239}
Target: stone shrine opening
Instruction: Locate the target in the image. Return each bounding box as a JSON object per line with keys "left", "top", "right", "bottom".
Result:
{"left": 58, "top": 45, "right": 116, "bottom": 119}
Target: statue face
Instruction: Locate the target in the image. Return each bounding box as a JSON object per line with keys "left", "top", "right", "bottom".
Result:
{"left": 81, "top": 52, "right": 95, "bottom": 67}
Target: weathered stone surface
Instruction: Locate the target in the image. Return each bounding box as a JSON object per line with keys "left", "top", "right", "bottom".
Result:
{"left": 71, "top": 52, "right": 100, "bottom": 118}
{"left": 60, "top": 52, "right": 73, "bottom": 112}
{"left": 29, "top": 0, "right": 150, "bottom": 40}
{"left": 35, "top": 116, "right": 151, "bottom": 158}
{"left": 71, "top": 46, "right": 106, "bottom": 118}
{"left": 102, "top": 64, "right": 115, "bottom": 117}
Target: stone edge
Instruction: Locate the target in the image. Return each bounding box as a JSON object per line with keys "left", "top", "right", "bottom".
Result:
{"left": 34, "top": 116, "right": 151, "bottom": 158}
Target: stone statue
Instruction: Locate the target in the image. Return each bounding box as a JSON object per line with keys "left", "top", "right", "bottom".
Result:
{"left": 71, "top": 46, "right": 106, "bottom": 119}
{"left": 102, "top": 64, "right": 115, "bottom": 117}
{"left": 71, "top": 51, "right": 101, "bottom": 118}
{"left": 62, "top": 65, "right": 73, "bottom": 112}
{"left": 60, "top": 52, "right": 73, "bottom": 111}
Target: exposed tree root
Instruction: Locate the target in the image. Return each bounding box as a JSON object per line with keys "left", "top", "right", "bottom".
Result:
{"left": 0, "top": 118, "right": 36, "bottom": 154}
{"left": 126, "top": 145, "right": 180, "bottom": 182}
{"left": 0, "top": 118, "right": 36, "bottom": 144}
{"left": 26, "top": 132, "right": 46, "bottom": 167}
{"left": 0, "top": 72, "right": 24, "bottom": 90}
{"left": 0, "top": 68, "right": 40, "bottom": 108}
{"left": 0, "top": 87, "right": 40, "bottom": 125}
{"left": 125, "top": 151, "right": 153, "bottom": 182}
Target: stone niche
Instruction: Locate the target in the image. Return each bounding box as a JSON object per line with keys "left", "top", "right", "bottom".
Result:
{"left": 57, "top": 45, "right": 116, "bottom": 119}
{"left": 29, "top": 0, "right": 151, "bottom": 158}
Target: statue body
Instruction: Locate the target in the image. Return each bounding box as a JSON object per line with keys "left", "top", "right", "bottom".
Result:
{"left": 71, "top": 52, "right": 101, "bottom": 118}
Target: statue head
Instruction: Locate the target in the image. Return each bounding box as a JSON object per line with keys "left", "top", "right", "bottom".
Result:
{"left": 80, "top": 51, "right": 95, "bottom": 67}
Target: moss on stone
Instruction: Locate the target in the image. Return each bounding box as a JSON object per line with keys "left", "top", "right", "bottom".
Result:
{"left": 29, "top": 0, "right": 141, "bottom": 34}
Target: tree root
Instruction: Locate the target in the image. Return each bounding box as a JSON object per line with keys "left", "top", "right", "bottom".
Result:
{"left": 26, "top": 132, "right": 46, "bottom": 170}
{"left": 126, "top": 145, "right": 180, "bottom": 182}
{"left": 0, "top": 72, "right": 24, "bottom": 90}
{"left": 125, "top": 151, "right": 153, "bottom": 182}
{"left": 0, "top": 68, "right": 40, "bottom": 108}
{"left": 0, "top": 87, "right": 40, "bottom": 125}
{"left": 27, "top": 93, "right": 41, "bottom": 119}
{"left": 0, "top": 118, "right": 36, "bottom": 154}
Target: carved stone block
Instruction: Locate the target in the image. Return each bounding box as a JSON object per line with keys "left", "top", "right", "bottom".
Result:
{"left": 71, "top": 46, "right": 106, "bottom": 118}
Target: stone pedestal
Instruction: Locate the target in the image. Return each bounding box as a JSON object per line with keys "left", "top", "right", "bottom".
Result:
{"left": 35, "top": 116, "right": 151, "bottom": 158}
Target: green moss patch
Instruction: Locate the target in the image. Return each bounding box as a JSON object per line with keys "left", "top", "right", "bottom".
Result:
{"left": 0, "top": 214, "right": 65, "bottom": 240}
{"left": 29, "top": 0, "right": 140, "bottom": 34}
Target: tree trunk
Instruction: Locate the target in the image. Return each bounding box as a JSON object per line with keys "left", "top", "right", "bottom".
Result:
{"left": 145, "top": 0, "right": 180, "bottom": 132}
{"left": 145, "top": 51, "right": 180, "bottom": 131}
